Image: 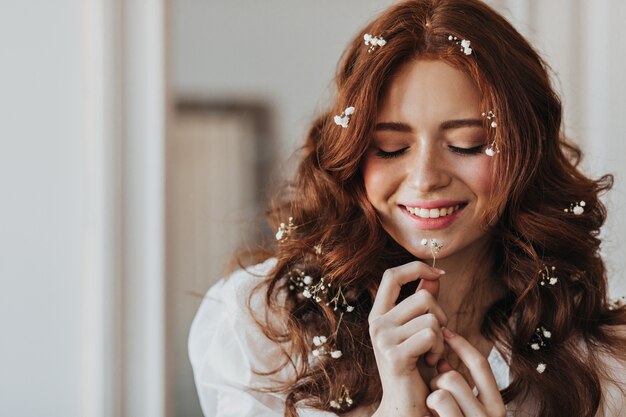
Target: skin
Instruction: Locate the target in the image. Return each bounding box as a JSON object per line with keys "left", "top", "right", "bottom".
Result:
{"left": 362, "top": 59, "right": 506, "bottom": 416}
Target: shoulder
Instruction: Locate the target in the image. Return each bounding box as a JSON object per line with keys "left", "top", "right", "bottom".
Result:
{"left": 187, "top": 258, "right": 340, "bottom": 416}
{"left": 188, "top": 258, "right": 320, "bottom": 416}
{"left": 199, "top": 257, "right": 279, "bottom": 314}
{"left": 188, "top": 257, "right": 281, "bottom": 376}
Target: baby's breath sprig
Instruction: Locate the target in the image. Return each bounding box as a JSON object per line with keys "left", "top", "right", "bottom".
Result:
{"left": 529, "top": 325, "right": 552, "bottom": 374}
{"left": 310, "top": 310, "right": 346, "bottom": 360}
{"left": 529, "top": 325, "right": 552, "bottom": 351}
{"left": 539, "top": 265, "right": 558, "bottom": 287}
{"left": 363, "top": 33, "right": 387, "bottom": 53}
{"left": 327, "top": 287, "right": 355, "bottom": 313}
{"left": 333, "top": 106, "right": 355, "bottom": 128}
{"left": 536, "top": 363, "right": 547, "bottom": 374}
{"left": 330, "top": 384, "right": 353, "bottom": 410}
{"left": 276, "top": 217, "right": 296, "bottom": 242}
{"left": 447, "top": 35, "right": 473, "bottom": 55}
{"left": 288, "top": 269, "right": 329, "bottom": 302}
{"left": 311, "top": 335, "right": 343, "bottom": 359}
{"left": 291, "top": 269, "right": 356, "bottom": 370}
{"left": 564, "top": 201, "right": 586, "bottom": 215}
{"left": 421, "top": 238, "right": 443, "bottom": 268}
{"left": 289, "top": 270, "right": 355, "bottom": 313}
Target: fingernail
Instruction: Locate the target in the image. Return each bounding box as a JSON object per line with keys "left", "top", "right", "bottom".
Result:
{"left": 442, "top": 327, "right": 455, "bottom": 338}
{"left": 431, "top": 267, "right": 446, "bottom": 275}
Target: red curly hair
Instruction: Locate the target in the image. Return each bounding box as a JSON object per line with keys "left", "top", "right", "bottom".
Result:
{"left": 234, "top": 1, "right": 626, "bottom": 416}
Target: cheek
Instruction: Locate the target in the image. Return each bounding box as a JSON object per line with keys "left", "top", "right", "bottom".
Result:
{"left": 361, "top": 157, "right": 392, "bottom": 205}
{"left": 464, "top": 158, "right": 494, "bottom": 199}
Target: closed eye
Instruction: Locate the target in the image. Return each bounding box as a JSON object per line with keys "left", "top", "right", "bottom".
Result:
{"left": 448, "top": 145, "right": 485, "bottom": 156}
{"left": 375, "top": 147, "right": 409, "bottom": 159}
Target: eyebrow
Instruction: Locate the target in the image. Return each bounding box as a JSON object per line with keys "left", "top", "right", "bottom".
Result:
{"left": 374, "top": 119, "right": 484, "bottom": 132}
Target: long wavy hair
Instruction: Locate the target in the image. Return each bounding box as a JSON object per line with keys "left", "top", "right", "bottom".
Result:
{"left": 234, "top": 1, "right": 626, "bottom": 416}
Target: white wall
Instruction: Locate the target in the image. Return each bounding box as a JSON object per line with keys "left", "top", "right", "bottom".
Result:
{"left": 0, "top": 2, "right": 83, "bottom": 416}
{"left": 173, "top": 0, "right": 397, "bottom": 164}
{"left": 0, "top": 1, "right": 167, "bottom": 417}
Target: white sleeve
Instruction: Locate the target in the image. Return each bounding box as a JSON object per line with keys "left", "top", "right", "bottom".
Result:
{"left": 188, "top": 261, "right": 338, "bottom": 417}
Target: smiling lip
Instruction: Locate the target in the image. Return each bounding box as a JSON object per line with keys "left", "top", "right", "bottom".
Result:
{"left": 399, "top": 201, "right": 467, "bottom": 230}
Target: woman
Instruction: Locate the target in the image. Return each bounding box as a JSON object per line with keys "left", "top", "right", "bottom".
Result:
{"left": 189, "top": 0, "right": 626, "bottom": 416}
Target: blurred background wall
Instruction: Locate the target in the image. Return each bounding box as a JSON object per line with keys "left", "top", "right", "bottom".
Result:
{"left": 1, "top": 1, "right": 624, "bottom": 417}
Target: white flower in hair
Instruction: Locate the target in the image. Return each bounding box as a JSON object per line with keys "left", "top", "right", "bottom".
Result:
{"left": 364, "top": 33, "right": 387, "bottom": 52}
{"left": 276, "top": 216, "right": 296, "bottom": 241}
{"left": 460, "top": 39, "right": 472, "bottom": 55}
{"left": 313, "top": 335, "right": 327, "bottom": 346}
{"left": 536, "top": 363, "right": 547, "bottom": 373}
{"left": 330, "top": 384, "right": 353, "bottom": 409}
{"left": 447, "top": 35, "right": 473, "bottom": 55}
{"left": 564, "top": 201, "right": 586, "bottom": 215}
{"left": 539, "top": 265, "right": 558, "bottom": 287}
{"left": 334, "top": 106, "right": 355, "bottom": 128}
{"left": 529, "top": 325, "right": 552, "bottom": 352}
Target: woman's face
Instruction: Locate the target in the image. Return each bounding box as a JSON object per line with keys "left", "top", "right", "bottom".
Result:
{"left": 361, "top": 59, "right": 494, "bottom": 261}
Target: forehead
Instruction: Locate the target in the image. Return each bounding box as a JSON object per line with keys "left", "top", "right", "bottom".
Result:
{"left": 378, "top": 59, "right": 482, "bottom": 122}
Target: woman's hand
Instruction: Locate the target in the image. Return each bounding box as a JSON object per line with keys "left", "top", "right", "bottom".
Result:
{"left": 425, "top": 328, "right": 506, "bottom": 417}
{"left": 369, "top": 261, "right": 447, "bottom": 416}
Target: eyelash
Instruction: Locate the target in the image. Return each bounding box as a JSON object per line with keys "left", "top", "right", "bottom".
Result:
{"left": 448, "top": 145, "right": 485, "bottom": 155}
{"left": 375, "top": 147, "right": 409, "bottom": 159}
{"left": 374, "top": 145, "right": 485, "bottom": 159}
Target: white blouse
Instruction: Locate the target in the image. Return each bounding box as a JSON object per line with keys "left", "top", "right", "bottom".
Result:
{"left": 188, "top": 258, "right": 623, "bottom": 416}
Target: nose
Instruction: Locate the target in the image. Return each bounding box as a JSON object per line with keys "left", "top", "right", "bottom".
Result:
{"left": 405, "top": 143, "right": 451, "bottom": 193}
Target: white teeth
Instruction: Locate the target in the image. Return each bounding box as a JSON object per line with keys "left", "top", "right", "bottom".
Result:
{"left": 406, "top": 204, "right": 461, "bottom": 219}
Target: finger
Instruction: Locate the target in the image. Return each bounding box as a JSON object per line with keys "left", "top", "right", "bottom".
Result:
{"left": 430, "top": 370, "right": 486, "bottom": 416}
{"left": 437, "top": 358, "right": 455, "bottom": 373}
{"left": 417, "top": 276, "right": 440, "bottom": 299}
{"left": 386, "top": 289, "right": 448, "bottom": 326}
{"left": 370, "top": 261, "right": 444, "bottom": 319}
{"left": 396, "top": 327, "right": 443, "bottom": 363}
{"left": 442, "top": 327, "right": 505, "bottom": 412}
{"left": 426, "top": 389, "right": 464, "bottom": 417}
{"left": 393, "top": 314, "right": 446, "bottom": 367}
{"left": 424, "top": 347, "right": 445, "bottom": 368}
{"left": 392, "top": 313, "right": 442, "bottom": 344}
